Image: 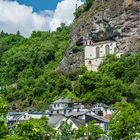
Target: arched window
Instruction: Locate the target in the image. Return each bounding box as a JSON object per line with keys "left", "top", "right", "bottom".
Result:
{"left": 105, "top": 45, "right": 110, "bottom": 55}
{"left": 96, "top": 47, "right": 100, "bottom": 58}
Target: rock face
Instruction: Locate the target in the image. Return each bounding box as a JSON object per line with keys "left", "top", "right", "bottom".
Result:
{"left": 58, "top": 45, "right": 84, "bottom": 74}
{"left": 58, "top": 0, "right": 140, "bottom": 74}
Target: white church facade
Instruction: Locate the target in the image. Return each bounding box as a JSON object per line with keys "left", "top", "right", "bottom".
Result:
{"left": 84, "top": 40, "right": 118, "bottom": 71}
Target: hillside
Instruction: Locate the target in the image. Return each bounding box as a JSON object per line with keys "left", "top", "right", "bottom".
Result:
{"left": 59, "top": 0, "right": 140, "bottom": 73}
{"left": 0, "top": 0, "right": 140, "bottom": 111}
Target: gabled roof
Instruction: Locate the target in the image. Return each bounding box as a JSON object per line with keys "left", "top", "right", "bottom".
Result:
{"left": 65, "top": 110, "right": 89, "bottom": 117}
{"left": 86, "top": 114, "right": 109, "bottom": 123}
{"left": 48, "top": 115, "right": 66, "bottom": 128}
{"left": 69, "top": 117, "right": 86, "bottom": 127}
{"left": 28, "top": 112, "right": 48, "bottom": 115}
{"left": 53, "top": 98, "right": 72, "bottom": 104}
{"left": 7, "top": 112, "right": 27, "bottom": 121}
{"left": 93, "top": 103, "right": 108, "bottom": 107}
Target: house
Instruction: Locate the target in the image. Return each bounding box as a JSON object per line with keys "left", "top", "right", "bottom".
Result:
{"left": 29, "top": 112, "right": 49, "bottom": 119}
{"left": 92, "top": 103, "right": 114, "bottom": 119}
{"left": 72, "top": 102, "right": 87, "bottom": 112}
{"left": 65, "top": 117, "right": 86, "bottom": 130}
{"left": 85, "top": 114, "right": 109, "bottom": 131}
{"left": 6, "top": 112, "right": 30, "bottom": 128}
{"left": 49, "top": 98, "right": 73, "bottom": 115}
{"left": 7, "top": 111, "right": 49, "bottom": 128}
{"left": 65, "top": 111, "right": 109, "bottom": 131}
{"left": 48, "top": 115, "right": 67, "bottom": 130}
{"left": 84, "top": 40, "right": 118, "bottom": 71}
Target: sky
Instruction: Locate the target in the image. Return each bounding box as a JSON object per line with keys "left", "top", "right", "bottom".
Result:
{"left": 0, "top": 0, "right": 84, "bottom": 37}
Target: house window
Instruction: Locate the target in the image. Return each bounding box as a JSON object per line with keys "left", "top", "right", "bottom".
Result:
{"left": 98, "top": 110, "right": 103, "bottom": 116}
{"left": 105, "top": 45, "right": 110, "bottom": 55}
{"left": 57, "top": 104, "right": 60, "bottom": 107}
{"left": 57, "top": 110, "right": 59, "bottom": 114}
{"left": 96, "top": 47, "right": 100, "bottom": 58}
{"left": 54, "top": 104, "right": 56, "bottom": 108}
{"left": 105, "top": 123, "right": 109, "bottom": 131}
{"left": 64, "top": 110, "right": 66, "bottom": 114}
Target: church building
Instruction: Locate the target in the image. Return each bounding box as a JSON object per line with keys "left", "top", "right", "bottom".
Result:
{"left": 84, "top": 39, "right": 117, "bottom": 71}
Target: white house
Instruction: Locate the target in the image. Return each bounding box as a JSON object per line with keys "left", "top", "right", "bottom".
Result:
{"left": 7, "top": 111, "right": 49, "bottom": 128}
{"left": 7, "top": 112, "right": 30, "bottom": 128}
{"left": 65, "top": 111, "right": 109, "bottom": 131}
{"left": 49, "top": 98, "right": 73, "bottom": 115}
{"left": 29, "top": 112, "right": 49, "bottom": 119}
{"left": 92, "top": 103, "right": 114, "bottom": 119}
{"left": 84, "top": 40, "right": 118, "bottom": 71}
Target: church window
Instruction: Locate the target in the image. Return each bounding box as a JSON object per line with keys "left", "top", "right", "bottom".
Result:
{"left": 96, "top": 47, "right": 100, "bottom": 58}
{"left": 105, "top": 45, "right": 110, "bottom": 55}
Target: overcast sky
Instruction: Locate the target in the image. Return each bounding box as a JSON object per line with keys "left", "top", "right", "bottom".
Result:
{"left": 0, "top": 0, "right": 84, "bottom": 37}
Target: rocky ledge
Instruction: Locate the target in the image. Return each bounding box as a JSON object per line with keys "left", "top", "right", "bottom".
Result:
{"left": 58, "top": 0, "right": 140, "bottom": 74}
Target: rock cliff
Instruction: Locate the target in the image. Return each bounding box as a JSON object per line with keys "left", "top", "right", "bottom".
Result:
{"left": 58, "top": 0, "right": 140, "bottom": 73}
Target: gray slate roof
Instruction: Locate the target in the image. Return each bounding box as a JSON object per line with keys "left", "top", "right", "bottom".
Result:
{"left": 53, "top": 98, "right": 72, "bottom": 104}
{"left": 7, "top": 112, "right": 27, "bottom": 121}
{"left": 48, "top": 115, "right": 66, "bottom": 128}
{"left": 87, "top": 114, "right": 109, "bottom": 123}
{"left": 70, "top": 117, "right": 86, "bottom": 127}
{"left": 65, "top": 110, "right": 89, "bottom": 117}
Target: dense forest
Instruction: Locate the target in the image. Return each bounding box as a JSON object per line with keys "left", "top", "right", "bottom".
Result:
{"left": 1, "top": 26, "right": 140, "bottom": 111}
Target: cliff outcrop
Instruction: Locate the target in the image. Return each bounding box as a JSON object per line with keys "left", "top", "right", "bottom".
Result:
{"left": 58, "top": 0, "right": 140, "bottom": 73}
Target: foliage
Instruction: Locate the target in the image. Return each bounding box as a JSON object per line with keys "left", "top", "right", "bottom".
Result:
{"left": 110, "top": 102, "right": 140, "bottom": 139}
{"left": 72, "top": 45, "right": 84, "bottom": 53}
{"left": 74, "top": 71, "right": 124, "bottom": 105}
{"left": 74, "top": 0, "right": 95, "bottom": 18}
{"left": 14, "top": 117, "right": 55, "bottom": 140}
{"left": 0, "top": 27, "right": 70, "bottom": 110}
{"left": 0, "top": 97, "right": 9, "bottom": 139}
{"left": 57, "top": 122, "right": 75, "bottom": 140}
{"left": 74, "top": 121, "right": 104, "bottom": 140}
{"left": 99, "top": 54, "right": 140, "bottom": 84}
{"left": 0, "top": 96, "right": 8, "bottom": 116}
{"left": 74, "top": 0, "right": 106, "bottom": 18}
{"left": 1, "top": 28, "right": 140, "bottom": 111}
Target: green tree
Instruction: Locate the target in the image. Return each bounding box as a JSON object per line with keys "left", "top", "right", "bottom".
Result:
{"left": 16, "top": 30, "right": 20, "bottom": 36}
{"left": 15, "top": 117, "right": 55, "bottom": 140}
{"left": 74, "top": 121, "right": 104, "bottom": 140}
{"left": 110, "top": 102, "right": 140, "bottom": 139}
{"left": 57, "top": 122, "right": 75, "bottom": 140}
{"left": 0, "top": 97, "right": 9, "bottom": 139}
